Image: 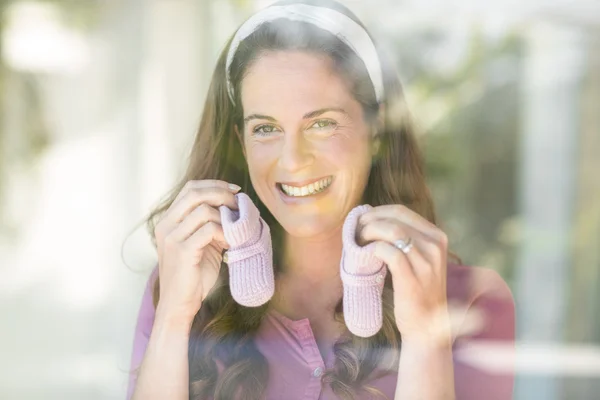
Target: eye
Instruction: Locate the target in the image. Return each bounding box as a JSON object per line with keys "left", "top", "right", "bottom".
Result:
{"left": 310, "top": 119, "right": 337, "bottom": 130}
{"left": 252, "top": 124, "right": 280, "bottom": 136}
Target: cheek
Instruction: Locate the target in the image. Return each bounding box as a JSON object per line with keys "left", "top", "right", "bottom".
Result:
{"left": 245, "top": 142, "right": 275, "bottom": 176}
{"left": 323, "top": 131, "right": 372, "bottom": 168}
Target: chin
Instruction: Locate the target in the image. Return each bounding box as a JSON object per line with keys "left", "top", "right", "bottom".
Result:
{"left": 275, "top": 209, "right": 343, "bottom": 239}
{"left": 280, "top": 222, "right": 333, "bottom": 238}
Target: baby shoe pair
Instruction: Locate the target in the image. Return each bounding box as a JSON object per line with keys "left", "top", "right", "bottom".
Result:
{"left": 219, "top": 193, "right": 385, "bottom": 337}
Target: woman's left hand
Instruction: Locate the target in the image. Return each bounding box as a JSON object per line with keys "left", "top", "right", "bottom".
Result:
{"left": 357, "top": 204, "right": 452, "bottom": 347}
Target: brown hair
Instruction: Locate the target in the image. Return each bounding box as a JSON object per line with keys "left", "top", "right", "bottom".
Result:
{"left": 143, "top": 0, "right": 460, "bottom": 399}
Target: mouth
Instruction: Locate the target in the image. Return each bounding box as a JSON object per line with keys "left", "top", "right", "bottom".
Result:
{"left": 276, "top": 176, "right": 333, "bottom": 198}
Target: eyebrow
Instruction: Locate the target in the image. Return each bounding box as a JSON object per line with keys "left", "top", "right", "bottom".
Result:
{"left": 243, "top": 107, "right": 348, "bottom": 124}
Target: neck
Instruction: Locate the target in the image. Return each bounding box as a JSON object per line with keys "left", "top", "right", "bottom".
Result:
{"left": 282, "top": 225, "right": 343, "bottom": 281}
{"left": 271, "top": 225, "right": 344, "bottom": 320}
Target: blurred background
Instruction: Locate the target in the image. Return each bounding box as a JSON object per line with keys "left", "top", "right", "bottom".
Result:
{"left": 0, "top": 0, "right": 598, "bottom": 399}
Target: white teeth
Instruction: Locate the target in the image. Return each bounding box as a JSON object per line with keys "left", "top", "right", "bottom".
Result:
{"left": 280, "top": 177, "right": 332, "bottom": 197}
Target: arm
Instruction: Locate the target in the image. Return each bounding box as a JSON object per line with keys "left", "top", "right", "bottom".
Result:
{"left": 393, "top": 267, "right": 515, "bottom": 400}
{"left": 127, "top": 268, "right": 193, "bottom": 400}
{"left": 127, "top": 180, "right": 239, "bottom": 399}
{"left": 395, "top": 337, "right": 456, "bottom": 400}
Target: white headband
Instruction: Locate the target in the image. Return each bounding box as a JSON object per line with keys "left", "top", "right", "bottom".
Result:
{"left": 225, "top": 4, "right": 384, "bottom": 104}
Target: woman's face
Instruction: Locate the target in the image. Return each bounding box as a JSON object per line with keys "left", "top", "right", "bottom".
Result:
{"left": 240, "top": 50, "right": 376, "bottom": 238}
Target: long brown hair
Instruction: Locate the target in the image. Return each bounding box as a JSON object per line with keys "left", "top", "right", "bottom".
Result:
{"left": 143, "top": 1, "right": 459, "bottom": 398}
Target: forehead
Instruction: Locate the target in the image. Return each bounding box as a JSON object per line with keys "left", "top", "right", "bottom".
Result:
{"left": 240, "top": 50, "right": 356, "bottom": 115}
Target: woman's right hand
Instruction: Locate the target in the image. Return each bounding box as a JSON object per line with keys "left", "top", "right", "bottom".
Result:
{"left": 153, "top": 179, "right": 241, "bottom": 327}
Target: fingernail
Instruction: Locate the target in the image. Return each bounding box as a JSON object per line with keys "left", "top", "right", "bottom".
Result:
{"left": 228, "top": 183, "right": 241, "bottom": 192}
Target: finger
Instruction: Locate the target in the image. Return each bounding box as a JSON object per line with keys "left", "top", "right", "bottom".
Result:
{"left": 357, "top": 217, "right": 415, "bottom": 245}
{"left": 169, "top": 203, "right": 227, "bottom": 247}
{"left": 373, "top": 240, "right": 418, "bottom": 291}
{"left": 173, "top": 179, "right": 241, "bottom": 205}
{"left": 202, "top": 243, "right": 225, "bottom": 279}
{"left": 169, "top": 186, "right": 239, "bottom": 225}
{"left": 182, "top": 221, "right": 228, "bottom": 259}
{"left": 360, "top": 218, "right": 432, "bottom": 280}
{"left": 359, "top": 205, "right": 442, "bottom": 242}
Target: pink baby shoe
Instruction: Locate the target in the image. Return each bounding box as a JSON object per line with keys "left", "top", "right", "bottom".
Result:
{"left": 219, "top": 192, "right": 274, "bottom": 307}
{"left": 341, "top": 204, "right": 388, "bottom": 337}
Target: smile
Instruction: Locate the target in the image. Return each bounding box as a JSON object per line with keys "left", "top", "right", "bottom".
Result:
{"left": 277, "top": 176, "right": 333, "bottom": 197}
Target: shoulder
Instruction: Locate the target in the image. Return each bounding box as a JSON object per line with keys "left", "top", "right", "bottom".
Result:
{"left": 147, "top": 265, "right": 159, "bottom": 297}
{"left": 136, "top": 266, "right": 160, "bottom": 333}
{"left": 141, "top": 266, "right": 159, "bottom": 307}
{"left": 447, "top": 263, "right": 513, "bottom": 303}
{"left": 127, "top": 266, "right": 160, "bottom": 399}
{"left": 446, "top": 263, "right": 515, "bottom": 343}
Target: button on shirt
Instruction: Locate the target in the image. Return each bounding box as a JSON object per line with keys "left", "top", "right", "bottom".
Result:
{"left": 127, "top": 263, "right": 515, "bottom": 400}
{"left": 249, "top": 308, "right": 397, "bottom": 399}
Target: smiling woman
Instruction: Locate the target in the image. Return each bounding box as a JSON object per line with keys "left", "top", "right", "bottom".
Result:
{"left": 238, "top": 50, "right": 375, "bottom": 236}
{"left": 127, "top": 1, "right": 515, "bottom": 400}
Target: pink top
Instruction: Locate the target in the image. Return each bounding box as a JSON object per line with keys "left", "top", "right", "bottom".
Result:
{"left": 126, "top": 262, "right": 515, "bottom": 400}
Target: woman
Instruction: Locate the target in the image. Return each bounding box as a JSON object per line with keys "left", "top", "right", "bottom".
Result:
{"left": 128, "top": 1, "right": 515, "bottom": 399}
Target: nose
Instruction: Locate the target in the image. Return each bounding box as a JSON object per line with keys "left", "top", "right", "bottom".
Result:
{"left": 277, "top": 132, "right": 314, "bottom": 173}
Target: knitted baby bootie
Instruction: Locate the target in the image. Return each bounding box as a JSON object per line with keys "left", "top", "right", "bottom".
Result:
{"left": 219, "top": 192, "right": 274, "bottom": 307}
{"left": 341, "top": 204, "right": 388, "bottom": 337}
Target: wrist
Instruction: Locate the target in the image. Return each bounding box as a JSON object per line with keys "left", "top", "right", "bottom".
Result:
{"left": 401, "top": 308, "right": 453, "bottom": 349}
{"left": 399, "top": 334, "right": 454, "bottom": 375}
{"left": 401, "top": 325, "right": 453, "bottom": 351}
{"left": 154, "top": 303, "right": 196, "bottom": 334}
{"left": 402, "top": 335, "right": 453, "bottom": 354}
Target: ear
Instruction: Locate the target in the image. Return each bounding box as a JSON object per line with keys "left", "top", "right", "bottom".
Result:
{"left": 234, "top": 124, "right": 247, "bottom": 159}
{"left": 377, "top": 104, "right": 385, "bottom": 130}
{"left": 371, "top": 136, "right": 381, "bottom": 157}
{"left": 371, "top": 104, "right": 385, "bottom": 157}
